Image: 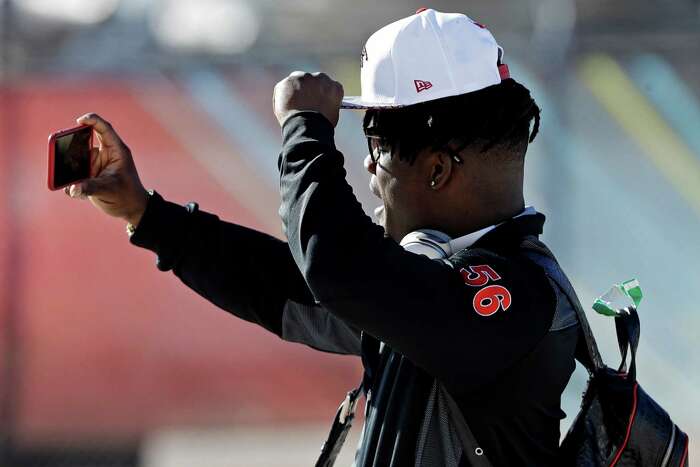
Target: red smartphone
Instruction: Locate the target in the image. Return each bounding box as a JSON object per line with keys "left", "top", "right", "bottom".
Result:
{"left": 47, "top": 125, "right": 93, "bottom": 191}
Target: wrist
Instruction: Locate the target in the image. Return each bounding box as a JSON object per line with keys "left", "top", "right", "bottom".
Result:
{"left": 281, "top": 111, "right": 336, "bottom": 149}
{"left": 125, "top": 188, "right": 152, "bottom": 229}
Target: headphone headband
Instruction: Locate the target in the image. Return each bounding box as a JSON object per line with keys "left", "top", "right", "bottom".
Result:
{"left": 400, "top": 230, "right": 453, "bottom": 259}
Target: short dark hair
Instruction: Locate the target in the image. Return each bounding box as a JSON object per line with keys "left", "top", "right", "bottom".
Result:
{"left": 362, "top": 78, "right": 541, "bottom": 164}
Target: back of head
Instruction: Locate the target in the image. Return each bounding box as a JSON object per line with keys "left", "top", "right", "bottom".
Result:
{"left": 347, "top": 8, "right": 542, "bottom": 235}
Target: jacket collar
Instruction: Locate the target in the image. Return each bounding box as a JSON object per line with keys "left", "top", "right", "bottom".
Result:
{"left": 449, "top": 206, "right": 538, "bottom": 252}
{"left": 470, "top": 210, "right": 545, "bottom": 252}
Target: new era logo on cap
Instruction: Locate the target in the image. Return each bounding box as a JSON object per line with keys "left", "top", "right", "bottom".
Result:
{"left": 342, "top": 8, "right": 510, "bottom": 109}
{"left": 414, "top": 80, "right": 433, "bottom": 93}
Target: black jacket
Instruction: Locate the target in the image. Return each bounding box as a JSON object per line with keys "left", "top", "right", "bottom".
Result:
{"left": 130, "top": 112, "right": 579, "bottom": 466}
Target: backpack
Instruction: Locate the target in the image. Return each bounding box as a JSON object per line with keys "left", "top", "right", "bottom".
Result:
{"left": 524, "top": 240, "right": 690, "bottom": 467}
{"left": 558, "top": 306, "right": 690, "bottom": 466}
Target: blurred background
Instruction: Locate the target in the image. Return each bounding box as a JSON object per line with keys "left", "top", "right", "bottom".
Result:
{"left": 0, "top": 0, "right": 698, "bottom": 465}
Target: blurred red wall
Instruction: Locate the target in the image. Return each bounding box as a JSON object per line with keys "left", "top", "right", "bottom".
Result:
{"left": 0, "top": 77, "right": 361, "bottom": 445}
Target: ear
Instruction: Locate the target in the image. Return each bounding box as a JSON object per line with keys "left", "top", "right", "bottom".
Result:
{"left": 427, "top": 150, "right": 454, "bottom": 191}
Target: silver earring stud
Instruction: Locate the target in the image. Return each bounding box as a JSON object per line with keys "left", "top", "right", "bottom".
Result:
{"left": 430, "top": 180, "right": 437, "bottom": 188}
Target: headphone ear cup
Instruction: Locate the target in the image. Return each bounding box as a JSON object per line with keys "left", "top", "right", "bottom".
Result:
{"left": 400, "top": 230, "right": 452, "bottom": 259}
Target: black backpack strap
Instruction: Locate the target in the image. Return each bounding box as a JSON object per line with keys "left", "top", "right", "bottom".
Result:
{"left": 315, "top": 333, "right": 379, "bottom": 467}
{"left": 315, "top": 383, "right": 363, "bottom": 467}
{"left": 439, "top": 385, "right": 495, "bottom": 467}
{"left": 614, "top": 306, "right": 640, "bottom": 379}
{"left": 519, "top": 238, "right": 604, "bottom": 374}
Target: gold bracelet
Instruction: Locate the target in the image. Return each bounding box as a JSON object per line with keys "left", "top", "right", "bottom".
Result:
{"left": 126, "top": 189, "right": 154, "bottom": 237}
{"left": 126, "top": 223, "right": 137, "bottom": 237}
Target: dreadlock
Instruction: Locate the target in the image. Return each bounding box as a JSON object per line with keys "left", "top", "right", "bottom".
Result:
{"left": 363, "top": 78, "right": 541, "bottom": 165}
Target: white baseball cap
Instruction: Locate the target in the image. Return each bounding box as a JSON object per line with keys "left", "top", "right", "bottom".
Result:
{"left": 341, "top": 8, "right": 510, "bottom": 110}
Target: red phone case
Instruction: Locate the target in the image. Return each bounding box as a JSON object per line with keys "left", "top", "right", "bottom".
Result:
{"left": 47, "top": 125, "right": 93, "bottom": 191}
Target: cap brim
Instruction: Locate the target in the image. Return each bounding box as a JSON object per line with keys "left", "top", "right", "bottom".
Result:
{"left": 341, "top": 96, "right": 405, "bottom": 110}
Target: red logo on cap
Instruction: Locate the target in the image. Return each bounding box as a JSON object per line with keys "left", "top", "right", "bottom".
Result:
{"left": 414, "top": 80, "right": 433, "bottom": 93}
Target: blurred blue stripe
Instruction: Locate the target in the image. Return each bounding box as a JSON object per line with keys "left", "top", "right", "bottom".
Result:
{"left": 513, "top": 58, "right": 700, "bottom": 428}
{"left": 627, "top": 54, "right": 700, "bottom": 158}
{"left": 182, "top": 69, "right": 281, "bottom": 189}
{"left": 515, "top": 56, "right": 700, "bottom": 344}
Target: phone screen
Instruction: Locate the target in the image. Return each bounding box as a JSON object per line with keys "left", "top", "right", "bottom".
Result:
{"left": 53, "top": 127, "right": 91, "bottom": 188}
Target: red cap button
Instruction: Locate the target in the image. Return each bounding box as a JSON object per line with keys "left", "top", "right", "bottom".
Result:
{"left": 416, "top": 7, "right": 429, "bottom": 14}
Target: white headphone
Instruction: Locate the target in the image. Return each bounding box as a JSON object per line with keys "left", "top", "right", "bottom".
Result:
{"left": 400, "top": 229, "right": 459, "bottom": 260}
{"left": 399, "top": 207, "right": 536, "bottom": 259}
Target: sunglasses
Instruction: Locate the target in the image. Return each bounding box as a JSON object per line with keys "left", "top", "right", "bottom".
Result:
{"left": 366, "top": 135, "right": 389, "bottom": 164}
{"left": 365, "top": 135, "right": 464, "bottom": 165}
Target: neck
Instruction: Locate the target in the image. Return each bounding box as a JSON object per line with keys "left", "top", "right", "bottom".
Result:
{"left": 434, "top": 195, "right": 525, "bottom": 239}
{"left": 442, "top": 163, "right": 526, "bottom": 238}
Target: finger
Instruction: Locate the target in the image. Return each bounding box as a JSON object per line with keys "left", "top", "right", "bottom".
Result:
{"left": 76, "top": 113, "right": 121, "bottom": 147}
{"left": 64, "top": 186, "right": 71, "bottom": 197}
{"left": 68, "top": 184, "right": 88, "bottom": 200}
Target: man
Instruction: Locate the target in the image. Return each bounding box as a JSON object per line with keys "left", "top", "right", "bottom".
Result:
{"left": 67, "top": 9, "right": 582, "bottom": 466}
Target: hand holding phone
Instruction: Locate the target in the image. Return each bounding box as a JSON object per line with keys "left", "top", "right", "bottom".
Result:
{"left": 55, "top": 113, "right": 150, "bottom": 227}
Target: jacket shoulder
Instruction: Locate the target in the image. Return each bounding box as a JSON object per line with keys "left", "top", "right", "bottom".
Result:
{"left": 445, "top": 246, "right": 557, "bottom": 324}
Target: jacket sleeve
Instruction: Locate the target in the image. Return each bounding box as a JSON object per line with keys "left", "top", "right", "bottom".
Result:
{"left": 278, "top": 112, "right": 556, "bottom": 393}
{"left": 129, "top": 191, "right": 361, "bottom": 355}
